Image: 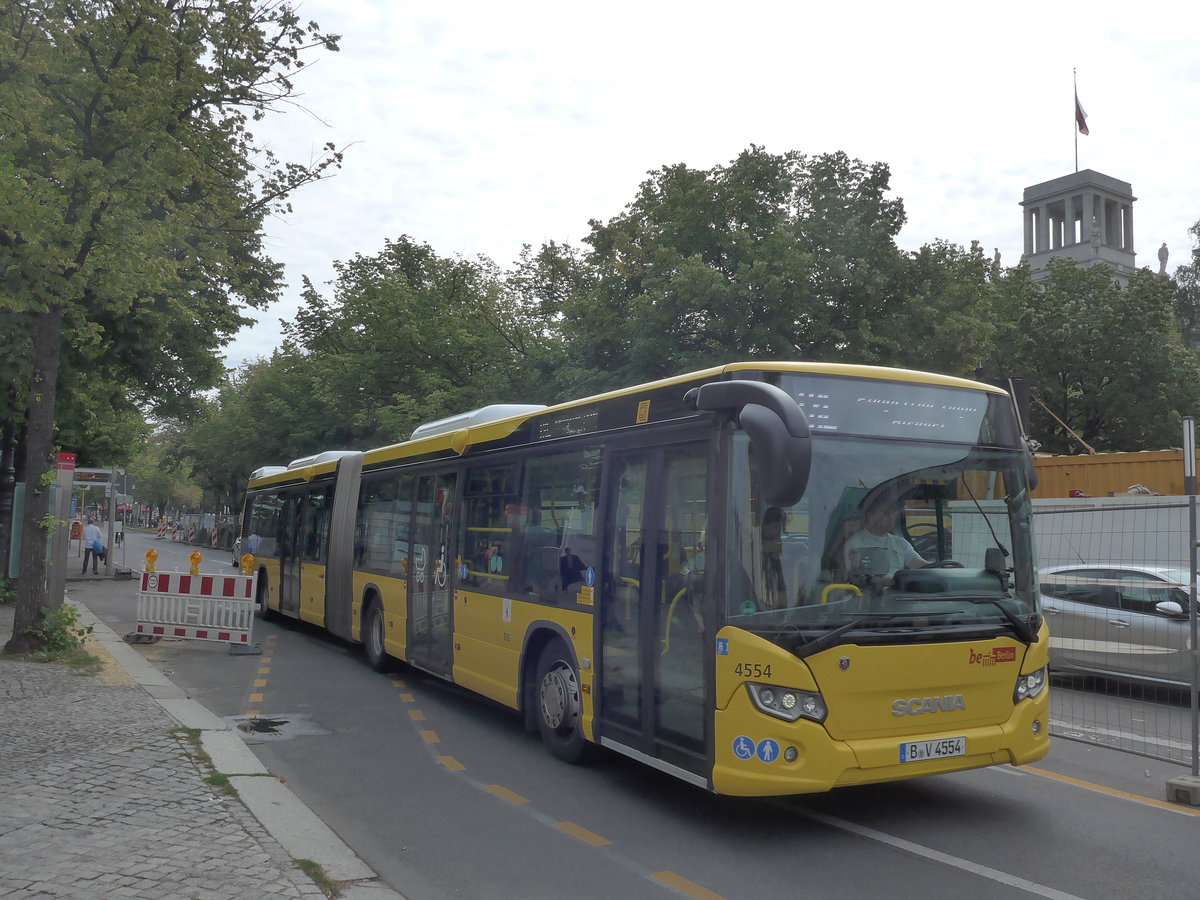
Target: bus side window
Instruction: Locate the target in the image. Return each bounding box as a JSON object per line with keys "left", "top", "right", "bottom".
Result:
{"left": 521, "top": 448, "right": 603, "bottom": 604}
{"left": 461, "top": 463, "right": 520, "bottom": 593}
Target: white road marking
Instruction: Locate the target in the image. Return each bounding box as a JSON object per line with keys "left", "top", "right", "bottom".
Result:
{"left": 785, "top": 805, "right": 1088, "bottom": 900}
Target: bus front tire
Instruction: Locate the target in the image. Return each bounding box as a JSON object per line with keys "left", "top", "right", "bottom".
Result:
{"left": 364, "top": 601, "right": 388, "bottom": 672}
{"left": 535, "top": 639, "right": 591, "bottom": 763}
{"left": 256, "top": 579, "right": 276, "bottom": 621}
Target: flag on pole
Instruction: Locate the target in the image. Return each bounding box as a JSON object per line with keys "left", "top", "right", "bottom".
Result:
{"left": 1075, "top": 91, "right": 1089, "bottom": 135}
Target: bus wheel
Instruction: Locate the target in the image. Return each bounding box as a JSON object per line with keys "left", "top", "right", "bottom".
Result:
{"left": 256, "top": 578, "right": 275, "bottom": 621}
{"left": 535, "top": 640, "right": 589, "bottom": 763}
{"left": 364, "top": 601, "right": 388, "bottom": 672}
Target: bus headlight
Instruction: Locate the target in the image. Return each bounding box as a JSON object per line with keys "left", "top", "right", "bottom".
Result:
{"left": 1013, "top": 666, "right": 1047, "bottom": 703}
{"left": 746, "top": 683, "right": 827, "bottom": 723}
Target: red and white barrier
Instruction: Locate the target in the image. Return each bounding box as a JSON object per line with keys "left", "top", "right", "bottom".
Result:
{"left": 135, "top": 570, "right": 255, "bottom": 644}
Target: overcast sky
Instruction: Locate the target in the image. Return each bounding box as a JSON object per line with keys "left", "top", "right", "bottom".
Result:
{"left": 223, "top": 0, "right": 1200, "bottom": 368}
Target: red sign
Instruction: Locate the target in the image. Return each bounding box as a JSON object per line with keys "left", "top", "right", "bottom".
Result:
{"left": 56, "top": 452, "right": 76, "bottom": 470}
{"left": 969, "top": 646, "right": 1018, "bottom": 666}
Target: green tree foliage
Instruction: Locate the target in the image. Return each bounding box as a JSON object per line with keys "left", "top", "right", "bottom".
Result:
{"left": 126, "top": 437, "right": 196, "bottom": 519}
{"left": 987, "top": 259, "right": 1200, "bottom": 453}
{"left": 563, "top": 147, "right": 911, "bottom": 388}
{"left": 283, "top": 236, "right": 554, "bottom": 444}
{"left": 175, "top": 353, "right": 338, "bottom": 510}
{"left": 893, "top": 240, "right": 996, "bottom": 377}
{"left": 1171, "top": 219, "right": 1200, "bottom": 351}
{"left": 0, "top": 0, "right": 340, "bottom": 653}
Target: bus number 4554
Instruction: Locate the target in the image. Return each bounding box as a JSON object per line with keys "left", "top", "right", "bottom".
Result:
{"left": 734, "top": 663, "right": 773, "bottom": 678}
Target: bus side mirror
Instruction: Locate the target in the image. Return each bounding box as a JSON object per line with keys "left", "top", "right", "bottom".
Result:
{"left": 685, "top": 380, "right": 812, "bottom": 507}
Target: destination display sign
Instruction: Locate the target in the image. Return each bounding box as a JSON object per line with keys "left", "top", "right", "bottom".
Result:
{"left": 777, "top": 375, "right": 994, "bottom": 443}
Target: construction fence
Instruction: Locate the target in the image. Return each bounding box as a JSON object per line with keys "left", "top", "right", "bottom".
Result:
{"left": 1033, "top": 496, "right": 1200, "bottom": 769}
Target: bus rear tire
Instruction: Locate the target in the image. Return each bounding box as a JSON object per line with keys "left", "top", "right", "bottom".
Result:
{"left": 364, "top": 600, "right": 388, "bottom": 672}
{"left": 535, "top": 639, "right": 591, "bottom": 763}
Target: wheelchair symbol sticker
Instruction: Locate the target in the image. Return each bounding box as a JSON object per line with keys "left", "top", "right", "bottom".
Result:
{"left": 733, "top": 736, "right": 755, "bottom": 760}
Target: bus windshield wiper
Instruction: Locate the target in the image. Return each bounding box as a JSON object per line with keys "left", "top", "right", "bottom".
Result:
{"left": 793, "top": 611, "right": 943, "bottom": 659}
{"left": 896, "top": 594, "right": 1039, "bottom": 644}
{"left": 969, "top": 598, "right": 1039, "bottom": 644}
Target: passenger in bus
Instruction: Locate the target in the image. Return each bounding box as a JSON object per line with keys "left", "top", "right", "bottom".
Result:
{"left": 844, "top": 495, "right": 928, "bottom": 585}
{"left": 560, "top": 546, "right": 587, "bottom": 589}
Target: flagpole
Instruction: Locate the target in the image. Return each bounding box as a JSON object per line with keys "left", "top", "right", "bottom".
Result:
{"left": 1073, "top": 68, "right": 1078, "bottom": 173}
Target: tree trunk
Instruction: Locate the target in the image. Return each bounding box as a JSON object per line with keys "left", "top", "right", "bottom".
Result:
{"left": 4, "top": 305, "right": 65, "bottom": 655}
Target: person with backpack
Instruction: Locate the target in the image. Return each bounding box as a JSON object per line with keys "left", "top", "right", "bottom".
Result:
{"left": 81, "top": 518, "right": 104, "bottom": 575}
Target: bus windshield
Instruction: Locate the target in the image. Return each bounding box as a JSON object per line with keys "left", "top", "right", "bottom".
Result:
{"left": 723, "top": 431, "right": 1039, "bottom": 652}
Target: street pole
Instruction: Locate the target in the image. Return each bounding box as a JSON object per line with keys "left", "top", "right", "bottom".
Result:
{"left": 48, "top": 453, "right": 75, "bottom": 610}
{"left": 1184, "top": 417, "right": 1198, "bottom": 777}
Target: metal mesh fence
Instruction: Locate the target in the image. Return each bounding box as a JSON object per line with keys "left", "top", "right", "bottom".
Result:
{"left": 1034, "top": 498, "right": 1199, "bottom": 765}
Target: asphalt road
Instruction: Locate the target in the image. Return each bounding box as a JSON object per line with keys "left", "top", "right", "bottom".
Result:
{"left": 74, "top": 528, "right": 1200, "bottom": 900}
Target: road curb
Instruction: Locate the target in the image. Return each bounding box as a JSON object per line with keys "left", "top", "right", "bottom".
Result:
{"left": 70, "top": 598, "right": 408, "bottom": 900}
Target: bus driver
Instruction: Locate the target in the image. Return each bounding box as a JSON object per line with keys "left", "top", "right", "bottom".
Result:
{"left": 844, "top": 493, "right": 928, "bottom": 585}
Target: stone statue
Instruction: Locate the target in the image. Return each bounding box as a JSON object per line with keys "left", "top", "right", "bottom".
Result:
{"left": 993, "top": 248, "right": 1001, "bottom": 267}
{"left": 1158, "top": 242, "right": 1169, "bottom": 275}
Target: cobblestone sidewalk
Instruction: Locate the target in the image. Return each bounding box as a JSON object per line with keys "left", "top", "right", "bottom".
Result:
{"left": 0, "top": 603, "right": 325, "bottom": 899}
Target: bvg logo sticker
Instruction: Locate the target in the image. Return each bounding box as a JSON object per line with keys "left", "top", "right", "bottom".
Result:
{"left": 969, "top": 646, "right": 1017, "bottom": 666}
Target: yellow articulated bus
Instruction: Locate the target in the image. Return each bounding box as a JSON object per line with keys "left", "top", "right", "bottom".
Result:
{"left": 240, "top": 362, "right": 1049, "bottom": 796}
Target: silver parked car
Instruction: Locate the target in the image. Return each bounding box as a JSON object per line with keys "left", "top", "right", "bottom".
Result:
{"left": 1040, "top": 563, "right": 1195, "bottom": 686}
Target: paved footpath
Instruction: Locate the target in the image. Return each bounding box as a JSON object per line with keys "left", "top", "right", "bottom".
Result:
{"left": 0, "top": 598, "right": 404, "bottom": 900}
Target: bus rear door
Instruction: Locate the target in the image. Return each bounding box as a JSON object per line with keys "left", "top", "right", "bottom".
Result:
{"left": 278, "top": 492, "right": 302, "bottom": 617}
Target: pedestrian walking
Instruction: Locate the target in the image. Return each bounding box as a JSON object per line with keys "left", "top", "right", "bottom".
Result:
{"left": 81, "top": 518, "right": 104, "bottom": 574}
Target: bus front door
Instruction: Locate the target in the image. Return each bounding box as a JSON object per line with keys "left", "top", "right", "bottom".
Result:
{"left": 599, "top": 441, "right": 708, "bottom": 778}
{"left": 407, "top": 471, "right": 457, "bottom": 677}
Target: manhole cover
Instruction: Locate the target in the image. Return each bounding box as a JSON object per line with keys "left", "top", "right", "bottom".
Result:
{"left": 223, "top": 713, "right": 331, "bottom": 743}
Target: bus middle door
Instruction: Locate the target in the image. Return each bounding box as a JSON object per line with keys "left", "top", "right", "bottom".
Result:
{"left": 406, "top": 471, "right": 458, "bottom": 677}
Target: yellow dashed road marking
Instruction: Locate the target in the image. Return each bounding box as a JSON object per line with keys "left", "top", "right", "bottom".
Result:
{"left": 420, "top": 730, "right": 440, "bottom": 743}
{"left": 248, "top": 692, "right": 263, "bottom": 703}
{"left": 438, "top": 756, "right": 465, "bottom": 771}
{"left": 409, "top": 709, "right": 426, "bottom": 721}
{"left": 487, "top": 785, "right": 529, "bottom": 804}
{"left": 652, "top": 871, "right": 726, "bottom": 900}
{"left": 1023, "top": 766, "right": 1200, "bottom": 816}
{"left": 555, "top": 822, "right": 611, "bottom": 846}
{"left": 400, "top": 693, "right": 415, "bottom": 702}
